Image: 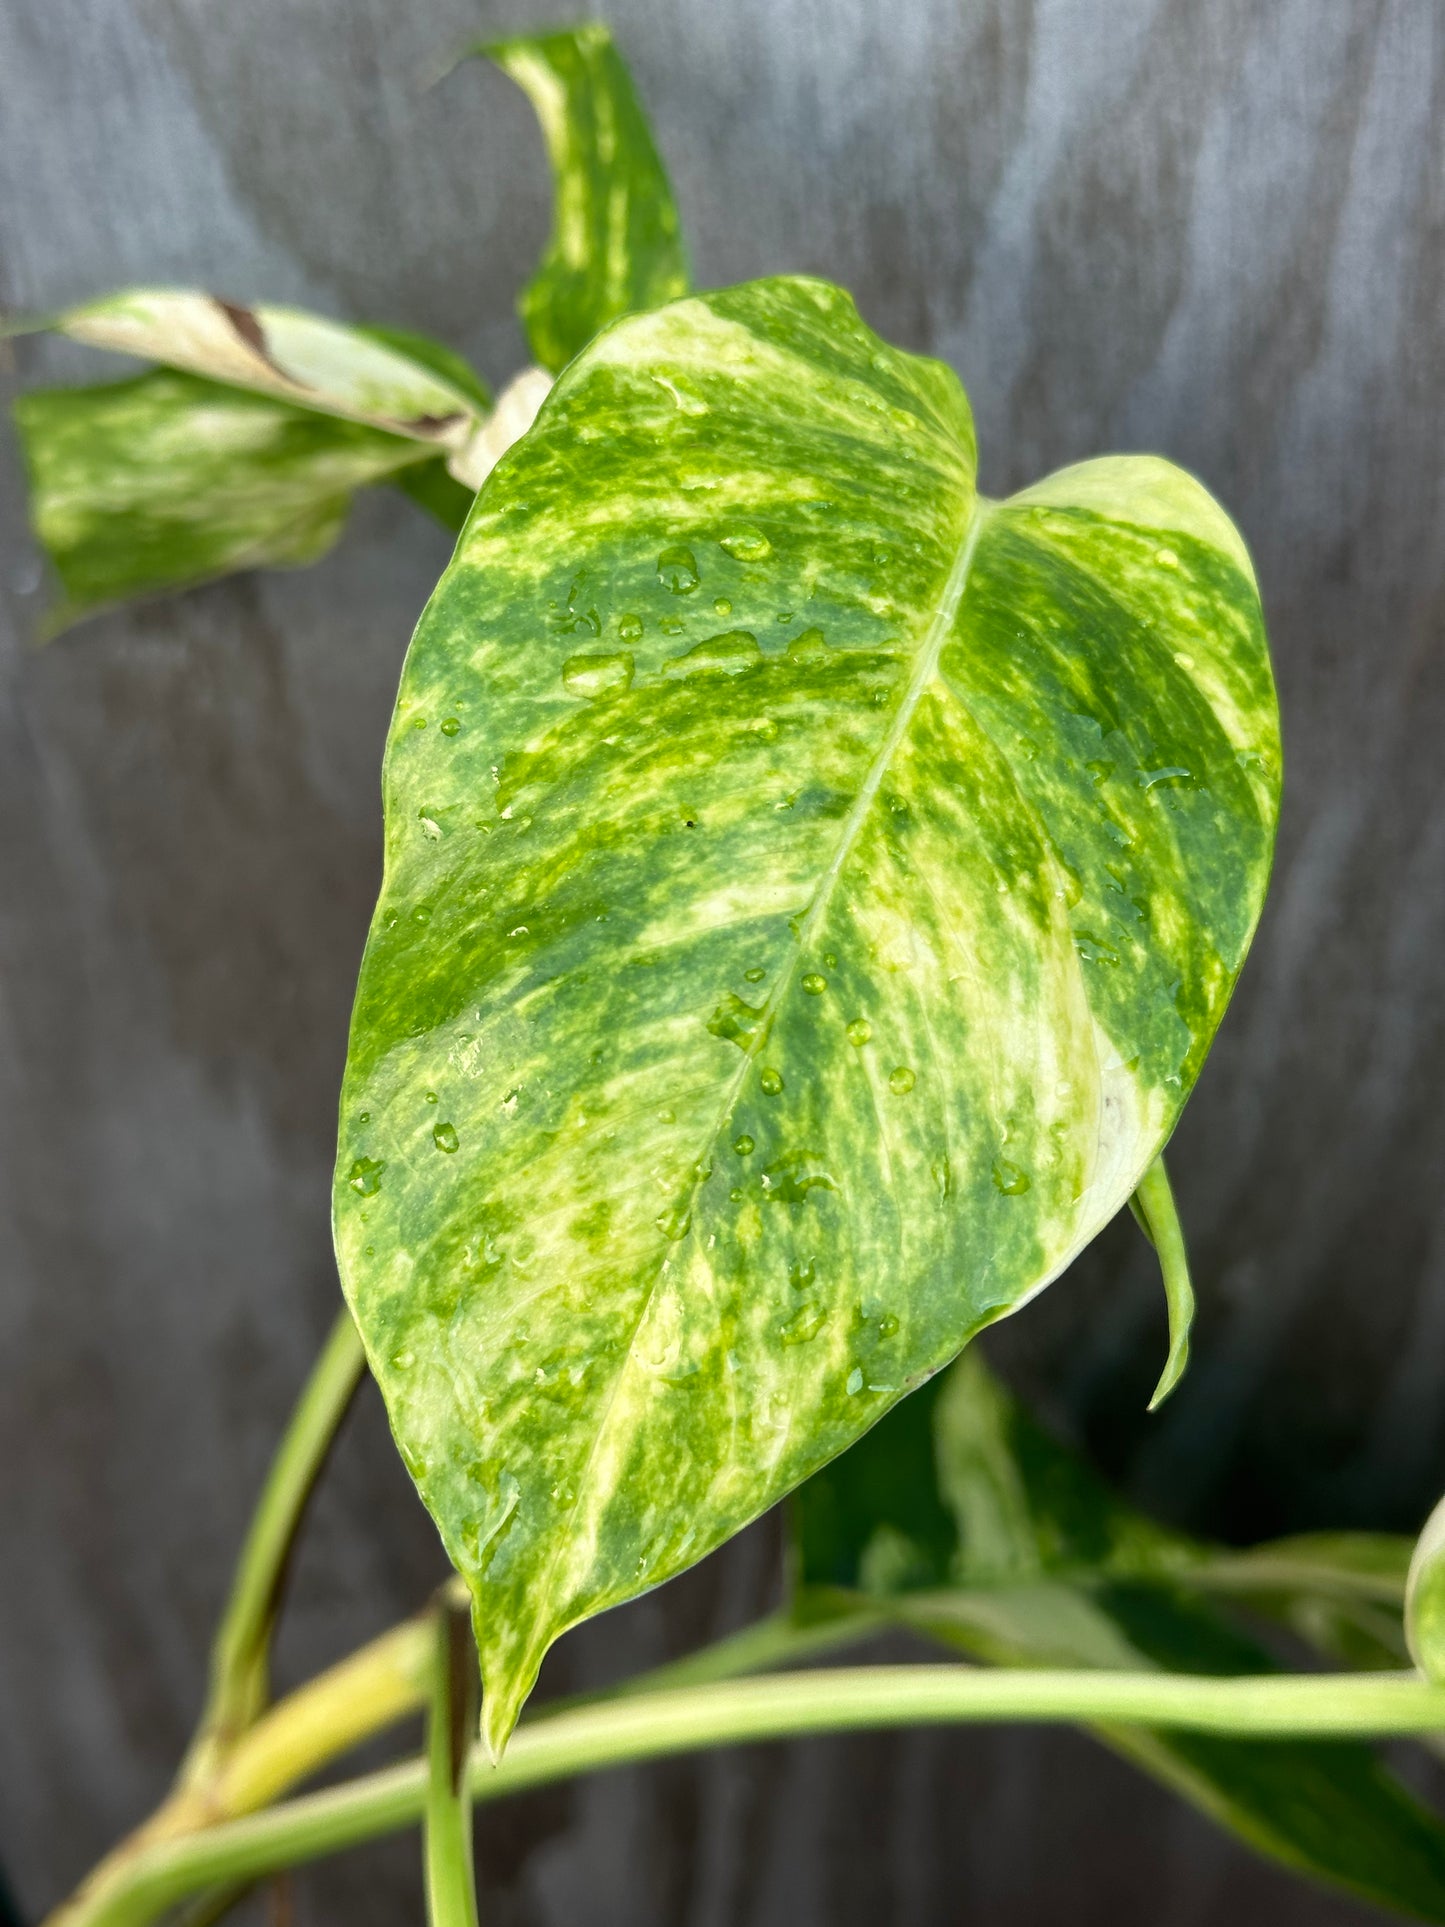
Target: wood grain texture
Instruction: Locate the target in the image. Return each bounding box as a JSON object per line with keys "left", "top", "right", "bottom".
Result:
{"left": 1, "top": 0, "right": 1443, "bottom": 1918}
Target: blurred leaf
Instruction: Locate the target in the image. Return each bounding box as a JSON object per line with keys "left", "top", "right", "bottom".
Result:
{"left": 793, "top": 1353, "right": 1445, "bottom": 1921}
{"left": 353, "top": 323, "right": 494, "bottom": 414}
{"left": 1193, "top": 1531, "right": 1413, "bottom": 1670}
{"left": 13, "top": 370, "right": 441, "bottom": 631}
{"left": 35, "top": 288, "right": 487, "bottom": 443}
{"left": 1199, "top": 1532, "right": 1412, "bottom": 1602}
{"left": 1409, "top": 1496, "right": 1445, "bottom": 1681}
{"left": 332, "top": 274, "right": 1277, "bottom": 1755}
{"left": 10, "top": 299, "right": 552, "bottom": 623}
{"left": 482, "top": 24, "right": 690, "bottom": 371}
{"left": 794, "top": 1349, "right": 1196, "bottom": 1595}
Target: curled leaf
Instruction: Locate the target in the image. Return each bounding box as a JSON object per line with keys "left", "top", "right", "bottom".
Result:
{"left": 480, "top": 25, "right": 690, "bottom": 371}
{"left": 1130, "top": 1154, "right": 1195, "bottom": 1409}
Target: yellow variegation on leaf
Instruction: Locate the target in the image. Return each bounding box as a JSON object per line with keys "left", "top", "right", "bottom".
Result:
{"left": 333, "top": 275, "right": 1280, "bottom": 1756}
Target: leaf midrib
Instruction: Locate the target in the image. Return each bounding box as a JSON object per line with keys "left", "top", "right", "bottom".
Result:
{"left": 516, "top": 488, "right": 993, "bottom": 1663}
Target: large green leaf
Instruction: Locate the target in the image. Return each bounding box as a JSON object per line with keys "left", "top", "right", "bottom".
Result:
{"left": 794, "top": 1354, "right": 1445, "bottom": 1922}
{"left": 333, "top": 275, "right": 1279, "bottom": 1754}
{"left": 483, "top": 25, "right": 690, "bottom": 372}
{"left": 13, "top": 371, "right": 442, "bottom": 629}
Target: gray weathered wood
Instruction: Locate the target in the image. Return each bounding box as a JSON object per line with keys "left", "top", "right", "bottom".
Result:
{"left": 2, "top": 0, "right": 1443, "bottom": 1918}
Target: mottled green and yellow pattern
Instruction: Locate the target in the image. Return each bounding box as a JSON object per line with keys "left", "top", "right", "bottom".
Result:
{"left": 484, "top": 25, "right": 690, "bottom": 372}
{"left": 334, "top": 276, "right": 1279, "bottom": 1754}
{"left": 14, "top": 370, "right": 440, "bottom": 629}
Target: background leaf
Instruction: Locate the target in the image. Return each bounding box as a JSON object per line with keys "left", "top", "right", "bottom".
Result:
{"left": 40, "top": 288, "right": 490, "bottom": 441}
{"left": 334, "top": 275, "right": 1279, "bottom": 1754}
{"left": 10, "top": 298, "right": 501, "bottom": 629}
{"left": 793, "top": 1352, "right": 1445, "bottom": 1922}
{"left": 12, "top": 370, "right": 442, "bottom": 630}
{"left": 483, "top": 25, "right": 691, "bottom": 372}
{"left": 11, "top": 20, "right": 687, "bottom": 625}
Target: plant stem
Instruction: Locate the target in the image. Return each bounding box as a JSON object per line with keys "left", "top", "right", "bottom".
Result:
{"left": 1132, "top": 1155, "right": 1195, "bottom": 1411}
{"left": 211, "top": 1609, "right": 435, "bottom": 1816}
{"left": 57, "top": 1664, "right": 1445, "bottom": 1927}
{"left": 424, "top": 1598, "right": 481, "bottom": 1927}
{"left": 1187, "top": 1552, "right": 1408, "bottom": 1605}
{"left": 564, "top": 1603, "right": 890, "bottom": 1708}
{"left": 47, "top": 1598, "right": 883, "bottom": 1927}
{"left": 181, "top": 1311, "right": 367, "bottom": 1786}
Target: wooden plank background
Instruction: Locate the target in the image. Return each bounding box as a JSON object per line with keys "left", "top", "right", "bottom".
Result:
{"left": 2, "top": 0, "right": 1443, "bottom": 1919}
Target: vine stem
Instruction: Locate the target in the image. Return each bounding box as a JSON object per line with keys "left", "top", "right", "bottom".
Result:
{"left": 424, "top": 1597, "right": 480, "bottom": 1927}
{"left": 44, "top": 1602, "right": 880, "bottom": 1927}
{"left": 180, "top": 1310, "right": 367, "bottom": 1786}
{"left": 55, "top": 1665, "right": 1445, "bottom": 1927}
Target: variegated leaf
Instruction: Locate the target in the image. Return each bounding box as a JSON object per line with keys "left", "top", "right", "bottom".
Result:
{"left": 11, "top": 315, "right": 553, "bottom": 627}
{"left": 12, "top": 370, "right": 443, "bottom": 631}
{"left": 482, "top": 25, "right": 690, "bottom": 372}
{"left": 333, "top": 275, "right": 1279, "bottom": 1755}
{"left": 40, "top": 288, "right": 489, "bottom": 451}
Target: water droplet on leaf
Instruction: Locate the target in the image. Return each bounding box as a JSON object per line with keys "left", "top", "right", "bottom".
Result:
{"left": 888, "top": 1066, "right": 915, "bottom": 1094}
{"left": 719, "top": 527, "right": 771, "bottom": 562}
{"left": 347, "top": 1157, "right": 385, "bottom": 1197}
{"left": 663, "top": 630, "right": 760, "bottom": 678}
{"left": 563, "top": 651, "right": 635, "bottom": 698}
{"left": 733, "top": 1133, "right": 755, "bottom": 1155}
{"left": 655, "top": 1203, "right": 692, "bottom": 1241}
{"left": 759, "top": 1067, "right": 784, "bottom": 1096}
{"left": 992, "top": 1159, "right": 1031, "bottom": 1195}
{"left": 619, "top": 613, "right": 644, "bottom": 640}
{"left": 762, "top": 1147, "right": 836, "bottom": 1201}
{"left": 657, "top": 545, "right": 700, "bottom": 594}
{"left": 1138, "top": 766, "right": 1194, "bottom": 792}
{"left": 846, "top": 1019, "right": 872, "bottom": 1047}
{"left": 802, "top": 972, "right": 827, "bottom": 995}
{"left": 440, "top": 717, "right": 461, "bottom": 736}
{"left": 780, "top": 1302, "right": 827, "bottom": 1344}
{"left": 433, "top": 1121, "right": 459, "bottom": 1153}
{"left": 652, "top": 372, "right": 709, "bottom": 414}
{"left": 708, "top": 992, "right": 765, "bottom": 1049}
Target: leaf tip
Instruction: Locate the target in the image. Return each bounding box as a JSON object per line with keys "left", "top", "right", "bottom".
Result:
{"left": 479, "top": 1674, "right": 527, "bottom": 1765}
{"left": 1147, "top": 1337, "right": 1189, "bottom": 1412}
